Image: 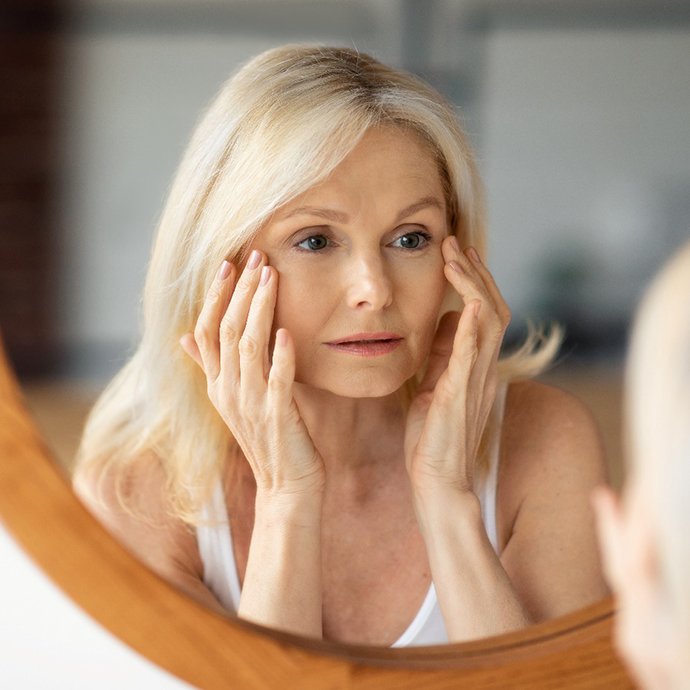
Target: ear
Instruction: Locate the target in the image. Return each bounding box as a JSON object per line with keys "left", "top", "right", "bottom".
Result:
{"left": 591, "top": 485, "right": 626, "bottom": 593}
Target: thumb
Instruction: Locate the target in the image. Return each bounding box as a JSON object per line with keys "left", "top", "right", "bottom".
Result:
{"left": 179, "top": 333, "right": 204, "bottom": 370}
{"left": 591, "top": 485, "right": 625, "bottom": 592}
{"left": 417, "top": 311, "right": 460, "bottom": 394}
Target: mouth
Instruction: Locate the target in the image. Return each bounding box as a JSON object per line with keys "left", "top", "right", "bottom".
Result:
{"left": 325, "top": 333, "right": 403, "bottom": 357}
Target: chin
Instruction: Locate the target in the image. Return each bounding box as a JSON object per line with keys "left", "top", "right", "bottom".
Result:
{"left": 296, "top": 369, "right": 413, "bottom": 399}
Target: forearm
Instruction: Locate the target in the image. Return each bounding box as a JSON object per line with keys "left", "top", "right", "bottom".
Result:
{"left": 238, "top": 492, "right": 323, "bottom": 638}
{"left": 415, "top": 488, "right": 532, "bottom": 641}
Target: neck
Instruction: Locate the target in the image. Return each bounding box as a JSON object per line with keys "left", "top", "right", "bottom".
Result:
{"left": 292, "top": 382, "right": 407, "bottom": 485}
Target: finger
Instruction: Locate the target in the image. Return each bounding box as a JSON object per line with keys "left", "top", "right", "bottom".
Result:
{"left": 445, "top": 299, "right": 481, "bottom": 386}
{"left": 218, "top": 249, "right": 265, "bottom": 382}
{"left": 267, "top": 328, "right": 296, "bottom": 409}
{"left": 238, "top": 264, "right": 278, "bottom": 392}
{"left": 443, "top": 257, "right": 497, "bottom": 336}
{"left": 193, "top": 260, "right": 237, "bottom": 380}
{"left": 442, "top": 237, "right": 494, "bottom": 306}
{"left": 179, "top": 333, "right": 203, "bottom": 369}
{"left": 415, "top": 302, "right": 480, "bottom": 466}
{"left": 442, "top": 239, "right": 511, "bottom": 330}
{"left": 591, "top": 485, "right": 624, "bottom": 591}
{"left": 443, "top": 250, "right": 507, "bottom": 373}
{"left": 417, "top": 311, "right": 460, "bottom": 395}
{"left": 463, "top": 246, "right": 511, "bottom": 329}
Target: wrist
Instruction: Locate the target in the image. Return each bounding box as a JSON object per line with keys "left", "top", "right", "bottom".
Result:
{"left": 254, "top": 489, "right": 324, "bottom": 530}
{"left": 412, "top": 484, "right": 482, "bottom": 538}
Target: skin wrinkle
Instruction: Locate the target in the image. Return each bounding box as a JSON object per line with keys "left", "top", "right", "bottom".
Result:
{"left": 73, "top": 47, "right": 609, "bottom": 647}
{"left": 249, "top": 127, "right": 450, "bottom": 478}
{"left": 276, "top": 196, "right": 445, "bottom": 227}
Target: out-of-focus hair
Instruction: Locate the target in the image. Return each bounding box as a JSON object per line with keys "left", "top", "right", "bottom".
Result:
{"left": 75, "top": 45, "right": 560, "bottom": 523}
{"left": 625, "top": 239, "right": 690, "bottom": 656}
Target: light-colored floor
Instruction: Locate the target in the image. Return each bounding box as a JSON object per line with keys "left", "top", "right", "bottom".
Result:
{"left": 21, "top": 364, "right": 624, "bottom": 489}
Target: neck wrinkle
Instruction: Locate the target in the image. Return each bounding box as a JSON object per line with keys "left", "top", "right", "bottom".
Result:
{"left": 293, "top": 381, "right": 407, "bottom": 477}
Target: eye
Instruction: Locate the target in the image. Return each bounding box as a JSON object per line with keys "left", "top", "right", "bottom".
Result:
{"left": 391, "top": 230, "right": 432, "bottom": 250}
{"left": 296, "top": 234, "right": 330, "bottom": 252}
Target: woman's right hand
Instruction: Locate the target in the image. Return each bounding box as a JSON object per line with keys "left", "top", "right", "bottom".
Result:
{"left": 179, "top": 249, "right": 325, "bottom": 499}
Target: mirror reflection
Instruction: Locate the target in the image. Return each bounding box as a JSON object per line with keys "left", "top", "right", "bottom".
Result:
{"left": 73, "top": 42, "right": 610, "bottom": 646}
{"left": 10, "top": 0, "right": 690, "bottom": 651}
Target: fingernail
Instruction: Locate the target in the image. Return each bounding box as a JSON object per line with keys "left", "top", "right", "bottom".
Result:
{"left": 467, "top": 247, "right": 481, "bottom": 263}
{"left": 247, "top": 250, "right": 261, "bottom": 270}
{"left": 276, "top": 329, "right": 288, "bottom": 347}
{"left": 449, "top": 236, "right": 460, "bottom": 253}
{"left": 218, "top": 260, "right": 231, "bottom": 280}
{"left": 449, "top": 260, "right": 463, "bottom": 273}
{"left": 260, "top": 265, "right": 270, "bottom": 286}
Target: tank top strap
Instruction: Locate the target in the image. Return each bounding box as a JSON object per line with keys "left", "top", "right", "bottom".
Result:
{"left": 196, "top": 480, "right": 241, "bottom": 612}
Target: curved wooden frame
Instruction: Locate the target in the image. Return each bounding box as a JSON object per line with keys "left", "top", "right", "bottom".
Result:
{"left": 0, "top": 341, "right": 633, "bottom": 688}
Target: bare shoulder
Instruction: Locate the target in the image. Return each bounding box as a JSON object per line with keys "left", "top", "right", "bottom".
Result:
{"left": 504, "top": 378, "right": 604, "bottom": 442}
{"left": 496, "top": 379, "right": 609, "bottom": 619}
{"left": 72, "top": 454, "right": 219, "bottom": 610}
{"left": 500, "top": 379, "right": 607, "bottom": 500}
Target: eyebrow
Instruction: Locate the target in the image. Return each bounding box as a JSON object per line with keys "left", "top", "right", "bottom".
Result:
{"left": 278, "top": 196, "right": 445, "bottom": 225}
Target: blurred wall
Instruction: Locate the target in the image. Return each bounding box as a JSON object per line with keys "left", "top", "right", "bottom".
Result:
{"left": 482, "top": 25, "right": 690, "bottom": 350}
{"left": 55, "top": 1, "right": 407, "bottom": 377}
{"left": 52, "top": 1, "right": 690, "bottom": 379}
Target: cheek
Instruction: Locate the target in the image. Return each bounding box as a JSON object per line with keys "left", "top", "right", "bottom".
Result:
{"left": 400, "top": 261, "right": 448, "bottom": 332}
{"left": 272, "top": 264, "right": 330, "bottom": 336}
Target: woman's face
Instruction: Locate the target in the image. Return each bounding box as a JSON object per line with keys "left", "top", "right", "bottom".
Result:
{"left": 251, "top": 126, "right": 451, "bottom": 398}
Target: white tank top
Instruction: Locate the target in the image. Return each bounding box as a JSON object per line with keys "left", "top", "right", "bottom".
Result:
{"left": 196, "top": 385, "right": 506, "bottom": 647}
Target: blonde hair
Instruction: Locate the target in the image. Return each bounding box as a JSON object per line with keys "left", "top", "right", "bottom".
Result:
{"left": 626, "top": 240, "right": 690, "bottom": 656}
{"left": 75, "top": 45, "right": 560, "bottom": 522}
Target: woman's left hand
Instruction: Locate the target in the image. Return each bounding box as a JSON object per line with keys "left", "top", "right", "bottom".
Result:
{"left": 404, "top": 237, "right": 511, "bottom": 502}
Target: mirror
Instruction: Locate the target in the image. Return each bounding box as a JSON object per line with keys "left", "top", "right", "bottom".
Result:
{"left": 0, "top": 338, "right": 633, "bottom": 688}
{"left": 3, "top": 0, "right": 689, "bottom": 681}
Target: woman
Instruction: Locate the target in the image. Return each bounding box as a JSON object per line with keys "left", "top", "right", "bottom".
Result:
{"left": 594, "top": 240, "right": 690, "bottom": 689}
{"left": 74, "top": 45, "right": 608, "bottom": 646}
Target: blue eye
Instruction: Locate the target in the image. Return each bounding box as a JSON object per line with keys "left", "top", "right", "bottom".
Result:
{"left": 392, "top": 231, "right": 432, "bottom": 250}
{"left": 296, "top": 235, "right": 330, "bottom": 251}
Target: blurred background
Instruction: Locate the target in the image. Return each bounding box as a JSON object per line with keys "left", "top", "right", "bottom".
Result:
{"left": 2, "top": 0, "right": 690, "bottom": 486}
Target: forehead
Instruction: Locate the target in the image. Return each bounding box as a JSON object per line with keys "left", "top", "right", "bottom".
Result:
{"left": 280, "top": 126, "right": 444, "bottom": 212}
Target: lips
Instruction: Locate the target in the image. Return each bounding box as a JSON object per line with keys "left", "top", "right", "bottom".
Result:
{"left": 325, "top": 332, "right": 403, "bottom": 357}
{"left": 326, "top": 332, "right": 402, "bottom": 345}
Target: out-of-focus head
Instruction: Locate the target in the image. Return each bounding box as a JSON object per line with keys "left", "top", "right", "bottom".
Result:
{"left": 595, "top": 240, "right": 690, "bottom": 690}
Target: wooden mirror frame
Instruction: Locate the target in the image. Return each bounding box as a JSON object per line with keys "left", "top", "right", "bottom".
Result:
{"left": 0, "top": 340, "right": 634, "bottom": 689}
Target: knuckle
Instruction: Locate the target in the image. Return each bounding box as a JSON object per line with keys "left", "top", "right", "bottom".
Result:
{"left": 487, "top": 313, "right": 505, "bottom": 340}
{"left": 234, "top": 276, "right": 254, "bottom": 299}
{"left": 207, "top": 280, "right": 223, "bottom": 305}
{"left": 457, "top": 342, "right": 478, "bottom": 367}
{"left": 219, "top": 319, "right": 238, "bottom": 344}
{"left": 238, "top": 334, "right": 259, "bottom": 359}
{"left": 267, "top": 373, "right": 286, "bottom": 394}
{"left": 193, "top": 321, "right": 211, "bottom": 347}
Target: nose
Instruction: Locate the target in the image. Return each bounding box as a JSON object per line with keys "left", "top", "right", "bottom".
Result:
{"left": 345, "top": 250, "right": 393, "bottom": 311}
